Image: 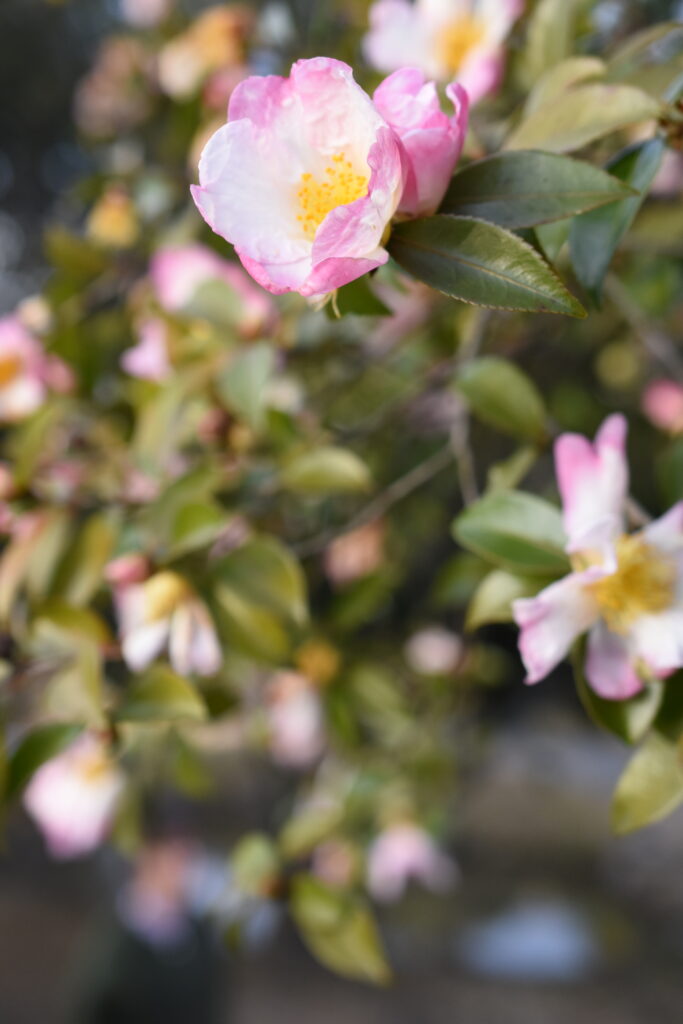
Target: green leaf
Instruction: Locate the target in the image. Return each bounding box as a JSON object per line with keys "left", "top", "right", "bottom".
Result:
{"left": 521, "top": 0, "right": 578, "bottom": 86}
{"left": 388, "top": 216, "right": 585, "bottom": 317}
{"left": 612, "top": 731, "right": 683, "bottom": 834}
{"left": 33, "top": 605, "right": 108, "bottom": 727}
{"left": 455, "top": 357, "right": 547, "bottom": 443}
{"left": 232, "top": 833, "right": 281, "bottom": 897}
{"left": 281, "top": 447, "right": 372, "bottom": 495}
{"left": 607, "top": 22, "right": 683, "bottom": 99}
{"left": 217, "top": 342, "right": 275, "bottom": 432}
{"left": 279, "top": 803, "right": 343, "bottom": 859}
{"left": 291, "top": 875, "right": 391, "bottom": 985}
{"left": 54, "top": 514, "right": 118, "bottom": 607}
{"left": 466, "top": 569, "right": 548, "bottom": 630}
{"left": 6, "top": 723, "right": 83, "bottom": 799}
{"left": 573, "top": 646, "right": 663, "bottom": 744}
{"left": 44, "top": 226, "right": 108, "bottom": 282}
{"left": 524, "top": 57, "right": 606, "bottom": 115}
{"left": 440, "top": 151, "right": 633, "bottom": 228}
{"left": 487, "top": 446, "right": 538, "bottom": 493}
{"left": 117, "top": 666, "right": 207, "bottom": 723}
{"left": 506, "top": 84, "right": 662, "bottom": 154}
{"left": 214, "top": 584, "right": 291, "bottom": 662}
{"left": 212, "top": 537, "right": 308, "bottom": 627}
{"left": 453, "top": 491, "right": 569, "bottom": 576}
{"left": 332, "top": 277, "right": 391, "bottom": 317}
{"left": 169, "top": 502, "right": 228, "bottom": 557}
{"left": 570, "top": 138, "right": 665, "bottom": 303}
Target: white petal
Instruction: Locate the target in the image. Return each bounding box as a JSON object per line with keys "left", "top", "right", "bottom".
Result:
{"left": 513, "top": 572, "right": 599, "bottom": 684}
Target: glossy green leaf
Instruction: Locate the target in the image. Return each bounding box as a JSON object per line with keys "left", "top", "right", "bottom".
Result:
{"left": 281, "top": 447, "right": 372, "bottom": 495}
{"left": 440, "top": 151, "right": 632, "bottom": 228}
{"left": 291, "top": 874, "right": 391, "bottom": 985}
{"left": 453, "top": 491, "right": 569, "bottom": 575}
{"left": 388, "top": 216, "right": 585, "bottom": 317}
{"left": 455, "top": 357, "right": 547, "bottom": 442}
{"left": 6, "top": 723, "right": 83, "bottom": 799}
{"left": 212, "top": 537, "right": 308, "bottom": 627}
{"left": 506, "top": 85, "right": 661, "bottom": 153}
{"left": 570, "top": 138, "right": 665, "bottom": 303}
{"left": 117, "top": 665, "right": 207, "bottom": 723}
{"left": 612, "top": 730, "right": 683, "bottom": 834}
{"left": 32, "top": 604, "right": 108, "bottom": 727}
{"left": 521, "top": 0, "right": 577, "bottom": 86}
{"left": 214, "top": 584, "right": 291, "bottom": 662}
{"left": 524, "top": 57, "right": 606, "bottom": 115}
{"left": 170, "top": 502, "right": 228, "bottom": 556}
{"left": 332, "top": 277, "right": 391, "bottom": 317}
{"left": 466, "top": 569, "right": 548, "bottom": 630}
{"left": 54, "top": 513, "right": 118, "bottom": 607}
{"left": 218, "top": 342, "right": 275, "bottom": 432}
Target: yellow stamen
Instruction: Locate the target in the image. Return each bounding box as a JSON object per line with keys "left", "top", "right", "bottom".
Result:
{"left": 437, "top": 15, "right": 486, "bottom": 73}
{"left": 586, "top": 535, "right": 675, "bottom": 634}
{"left": 296, "top": 153, "right": 368, "bottom": 238}
{"left": 143, "top": 571, "right": 190, "bottom": 622}
{"left": 0, "top": 355, "right": 23, "bottom": 388}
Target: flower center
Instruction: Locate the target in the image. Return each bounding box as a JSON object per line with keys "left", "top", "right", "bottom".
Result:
{"left": 0, "top": 355, "right": 23, "bottom": 388}
{"left": 437, "top": 15, "right": 485, "bottom": 73}
{"left": 296, "top": 153, "right": 368, "bottom": 239}
{"left": 80, "top": 749, "right": 112, "bottom": 782}
{"left": 143, "top": 571, "right": 190, "bottom": 622}
{"left": 586, "top": 535, "right": 675, "bottom": 634}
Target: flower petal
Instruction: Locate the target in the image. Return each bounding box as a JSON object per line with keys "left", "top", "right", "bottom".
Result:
{"left": 584, "top": 622, "right": 643, "bottom": 699}
{"left": 630, "top": 608, "right": 683, "bottom": 677}
{"left": 122, "top": 619, "right": 169, "bottom": 672}
{"left": 363, "top": 1, "right": 430, "bottom": 75}
{"left": 513, "top": 571, "right": 600, "bottom": 684}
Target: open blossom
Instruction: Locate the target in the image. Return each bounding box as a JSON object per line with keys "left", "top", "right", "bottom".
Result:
{"left": 150, "top": 244, "right": 277, "bottom": 336}
{"left": 513, "top": 415, "right": 683, "bottom": 699}
{"left": 116, "top": 570, "right": 222, "bottom": 676}
{"left": 642, "top": 380, "right": 683, "bottom": 434}
{"left": 364, "top": 0, "right": 523, "bottom": 104}
{"left": 266, "top": 671, "right": 325, "bottom": 768}
{"left": 367, "top": 823, "right": 456, "bottom": 902}
{"left": 0, "top": 316, "right": 73, "bottom": 422}
{"left": 24, "top": 734, "right": 124, "bottom": 859}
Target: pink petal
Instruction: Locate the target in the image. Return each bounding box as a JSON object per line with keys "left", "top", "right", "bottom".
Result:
{"left": 584, "top": 622, "right": 643, "bottom": 699}
{"left": 513, "top": 571, "right": 600, "bottom": 684}
{"left": 630, "top": 609, "right": 683, "bottom": 677}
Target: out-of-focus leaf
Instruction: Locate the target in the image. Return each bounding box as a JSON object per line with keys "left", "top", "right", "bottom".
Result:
{"left": 506, "top": 85, "right": 661, "bottom": 153}
{"left": 389, "top": 216, "right": 585, "bottom": 317}
{"left": 33, "top": 604, "right": 109, "bottom": 726}
{"left": 232, "top": 833, "right": 280, "bottom": 897}
{"left": 218, "top": 342, "right": 275, "bottom": 432}
{"left": 329, "top": 570, "right": 396, "bottom": 632}
{"left": 332, "top": 277, "right": 391, "bottom": 317}
{"left": 612, "top": 730, "right": 683, "bottom": 833}
{"left": 6, "top": 722, "right": 82, "bottom": 799}
{"left": 169, "top": 502, "right": 228, "bottom": 557}
{"left": 455, "top": 357, "right": 547, "bottom": 443}
{"left": 487, "top": 446, "right": 538, "bottom": 492}
{"left": 521, "top": 0, "right": 578, "bottom": 86}
{"left": 281, "top": 447, "right": 372, "bottom": 495}
{"left": 44, "top": 226, "right": 108, "bottom": 282}
{"left": 291, "top": 874, "right": 391, "bottom": 985}
{"left": 535, "top": 219, "right": 572, "bottom": 264}
{"left": 212, "top": 537, "right": 308, "bottom": 627}
{"left": 440, "top": 151, "right": 632, "bottom": 228}
{"left": 524, "top": 57, "right": 606, "bottom": 114}
{"left": 54, "top": 513, "right": 119, "bottom": 607}
{"left": 573, "top": 646, "right": 663, "bottom": 744}
{"left": 279, "top": 804, "right": 344, "bottom": 859}
{"left": 466, "top": 569, "right": 548, "bottom": 630}
{"left": 453, "top": 491, "right": 569, "bottom": 575}
{"left": 214, "top": 584, "right": 291, "bottom": 662}
{"left": 607, "top": 22, "right": 683, "bottom": 98}
{"left": 570, "top": 138, "right": 665, "bottom": 303}
{"left": 25, "top": 509, "right": 72, "bottom": 603}
{"left": 117, "top": 665, "right": 207, "bottom": 723}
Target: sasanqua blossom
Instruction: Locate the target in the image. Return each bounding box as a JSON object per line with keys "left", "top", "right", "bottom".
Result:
{"left": 366, "top": 823, "right": 456, "bottom": 902}
{"left": 191, "top": 57, "right": 468, "bottom": 297}
{"left": 513, "top": 415, "right": 683, "bottom": 699}
{"left": 0, "top": 316, "right": 73, "bottom": 422}
{"left": 364, "top": 0, "right": 523, "bottom": 104}
{"left": 24, "top": 734, "right": 124, "bottom": 859}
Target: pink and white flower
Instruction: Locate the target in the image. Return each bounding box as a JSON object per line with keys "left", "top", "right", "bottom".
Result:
{"left": 24, "top": 734, "right": 124, "bottom": 859}
{"left": 0, "top": 316, "right": 73, "bottom": 422}
{"left": 150, "top": 244, "right": 277, "bottom": 336}
{"left": 512, "top": 415, "right": 683, "bottom": 699}
{"left": 364, "top": 0, "right": 523, "bottom": 104}
{"left": 642, "top": 380, "right": 683, "bottom": 435}
{"left": 366, "top": 823, "right": 456, "bottom": 902}
{"left": 122, "top": 318, "right": 171, "bottom": 381}
{"left": 116, "top": 570, "right": 222, "bottom": 676}
{"left": 266, "top": 671, "right": 325, "bottom": 768}
{"left": 191, "top": 58, "right": 407, "bottom": 297}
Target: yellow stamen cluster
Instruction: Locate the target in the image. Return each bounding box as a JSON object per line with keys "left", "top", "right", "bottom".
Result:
{"left": 437, "top": 15, "right": 486, "bottom": 73}
{"left": 296, "top": 153, "right": 368, "bottom": 238}
{"left": 80, "top": 749, "right": 113, "bottom": 783}
{"left": 587, "top": 535, "right": 675, "bottom": 634}
{"left": 143, "top": 571, "right": 190, "bottom": 622}
{"left": 0, "top": 355, "right": 23, "bottom": 388}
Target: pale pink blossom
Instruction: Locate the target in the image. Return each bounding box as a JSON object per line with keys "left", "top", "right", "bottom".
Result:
{"left": 364, "top": 0, "right": 523, "bottom": 104}
{"left": 324, "top": 521, "right": 385, "bottom": 586}
{"left": 0, "top": 316, "right": 71, "bottom": 422}
{"left": 367, "top": 823, "right": 456, "bottom": 902}
{"left": 121, "top": 318, "right": 171, "bottom": 381}
{"left": 105, "top": 553, "right": 151, "bottom": 586}
{"left": 266, "top": 671, "right": 325, "bottom": 768}
{"left": 373, "top": 68, "right": 468, "bottom": 215}
{"left": 513, "top": 415, "right": 683, "bottom": 699}
{"left": 191, "top": 58, "right": 406, "bottom": 297}
{"left": 23, "top": 734, "right": 124, "bottom": 859}
{"left": 116, "top": 571, "right": 222, "bottom": 676}
{"left": 150, "top": 244, "right": 277, "bottom": 336}
{"left": 642, "top": 380, "right": 683, "bottom": 435}
{"left": 405, "top": 626, "right": 463, "bottom": 675}
{"left": 120, "top": 0, "right": 171, "bottom": 28}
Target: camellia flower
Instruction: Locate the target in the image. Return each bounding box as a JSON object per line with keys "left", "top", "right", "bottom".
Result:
{"left": 364, "top": 0, "right": 523, "bottom": 104}
{"left": 23, "top": 734, "right": 124, "bottom": 859}
{"left": 642, "top": 380, "right": 683, "bottom": 435}
{"left": 366, "top": 823, "right": 456, "bottom": 902}
{"left": 150, "top": 244, "right": 277, "bottom": 336}
{"left": 116, "top": 570, "right": 222, "bottom": 676}
{"left": 0, "top": 316, "right": 73, "bottom": 422}
{"left": 158, "top": 5, "right": 252, "bottom": 99}
{"left": 266, "top": 671, "right": 325, "bottom": 768}
{"left": 513, "top": 415, "right": 683, "bottom": 699}
{"left": 122, "top": 318, "right": 171, "bottom": 381}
